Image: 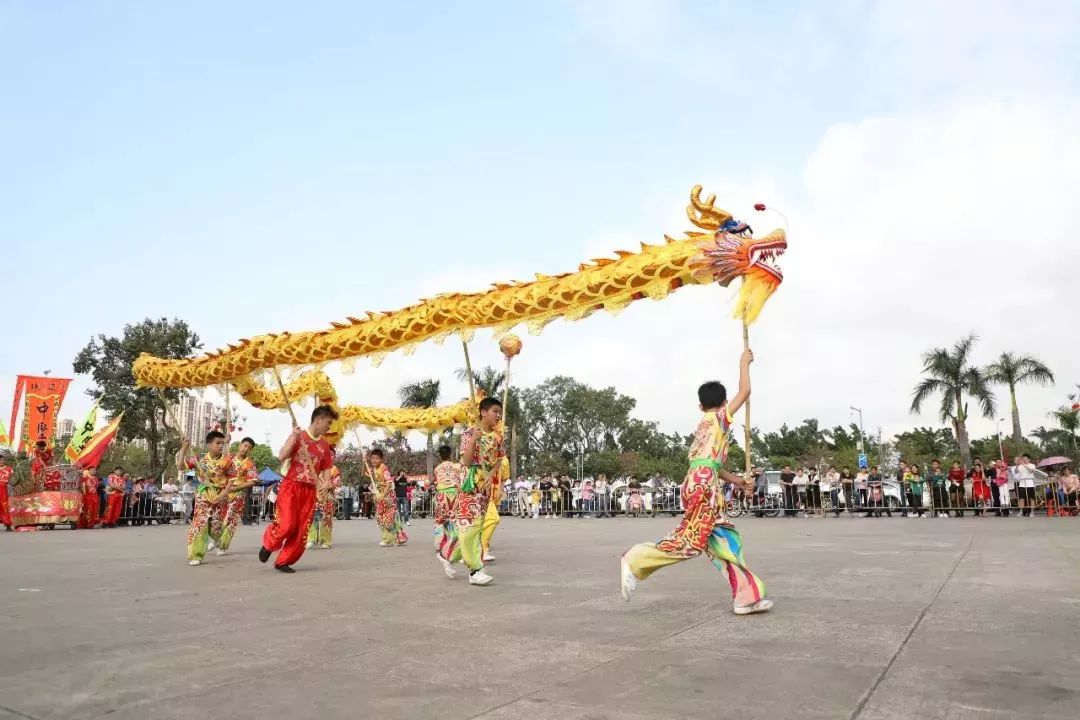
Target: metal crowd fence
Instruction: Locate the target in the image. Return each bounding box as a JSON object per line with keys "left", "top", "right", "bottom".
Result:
{"left": 262, "top": 479, "right": 1080, "bottom": 524}
{"left": 106, "top": 488, "right": 270, "bottom": 526}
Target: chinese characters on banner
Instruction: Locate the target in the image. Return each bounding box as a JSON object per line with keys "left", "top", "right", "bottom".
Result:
{"left": 9, "top": 375, "right": 72, "bottom": 452}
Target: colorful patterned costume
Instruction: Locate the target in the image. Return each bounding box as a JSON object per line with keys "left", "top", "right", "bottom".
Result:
{"left": 433, "top": 460, "right": 462, "bottom": 562}
{"left": 0, "top": 465, "right": 12, "bottom": 529}
{"left": 373, "top": 464, "right": 407, "bottom": 546}
{"left": 262, "top": 431, "right": 335, "bottom": 568}
{"left": 181, "top": 453, "right": 238, "bottom": 562}
{"left": 307, "top": 465, "right": 341, "bottom": 548}
{"left": 76, "top": 470, "right": 100, "bottom": 529}
{"left": 453, "top": 426, "right": 504, "bottom": 572}
{"left": 102, "top": 472, "right": 125, "bottom": 526}
{"left": 622, "top": 407, "right": 766, "bottom": 608}
{"left": 218, "top": 455, "right": 257, "bottom": 551}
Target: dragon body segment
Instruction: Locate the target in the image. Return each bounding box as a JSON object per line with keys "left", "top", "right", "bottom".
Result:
{"left": 133, "top": 187, "right": 785, "bottom": 390}
{"left": 229, "top": 370, "right": 477, "bottom": 447}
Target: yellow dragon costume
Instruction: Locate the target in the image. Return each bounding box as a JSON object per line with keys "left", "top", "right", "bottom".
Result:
{"left": 133, "top": 187, "right": 786, "bottom": 408}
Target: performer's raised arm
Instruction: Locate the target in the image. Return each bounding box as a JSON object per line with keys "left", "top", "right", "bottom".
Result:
{"left": 726, "top": 347, "right": 754, "bottom": 416}
{"left": 278, "top": 426, "right": 301, "bottom": 463}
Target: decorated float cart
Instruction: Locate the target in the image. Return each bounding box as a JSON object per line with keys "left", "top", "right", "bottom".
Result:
{"left": 9, "top": 464, "right": 83, "bottom": 530}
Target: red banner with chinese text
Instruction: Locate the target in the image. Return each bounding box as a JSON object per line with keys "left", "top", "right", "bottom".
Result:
{"left": 17, "top": 375, "right": 72, "bottom": 453}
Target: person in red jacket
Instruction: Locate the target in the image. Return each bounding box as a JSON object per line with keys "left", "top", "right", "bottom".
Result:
{"left": 968, "top": 458, "right": 991, "bottom": 517}
{"left": 102, "top": 466, "right": 126, "bottom": 527}
{"left": 259, "top": 405, "right": 338, "bottom": 573}
{"left": 948, "top": 461, "right": 967, "bottom": 518}
{"left": 77, "top": 467, "right": 101, "bottom": 529}
{"left": 0, "top": 454, "right": 13, "bottom": 530}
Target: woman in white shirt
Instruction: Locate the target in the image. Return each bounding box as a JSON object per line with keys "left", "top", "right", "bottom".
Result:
{"left": 793, "top": 468, "right": 809, "bottom": 515}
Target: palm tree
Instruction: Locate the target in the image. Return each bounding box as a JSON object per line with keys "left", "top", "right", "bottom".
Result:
{"left": 1049, "top": 405, "right": 1079, "bottom": 457}
{"left": 911, "top": 334, "right": 996, "bottom": 467}
{"left": 985, "top": 352, "right": 1054, "bottom": 443}
{"left": 456, "top": 365, "right": 507, "bottom": 400}
{"left": 398, "top": 378, "right": 441, "bottom": 480}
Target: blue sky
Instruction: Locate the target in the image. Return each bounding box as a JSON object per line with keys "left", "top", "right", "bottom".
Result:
{"left": 3, "top": 1, "right": 1078, "bottom": 449}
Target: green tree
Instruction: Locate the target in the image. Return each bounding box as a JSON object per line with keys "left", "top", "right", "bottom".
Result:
{"left": 73, "top": 318, "right": 202, "bottom": 475}
{"left": 985, "top": 352, "right": 1055, "bottom": 443}
{"left": 910, "top": 334, "right": 996, "bottom": 467}
{"left": 1048, "top": 404, "right": 1079, "bottom": 457}
{"left": 893, "top": 427, "right": 960, "bottom": 468}
{"left": 229, "top": 442, "right": 281, "bottom": 473}
{"left": 397, "top": 378, "right": 441, "bottom": 480}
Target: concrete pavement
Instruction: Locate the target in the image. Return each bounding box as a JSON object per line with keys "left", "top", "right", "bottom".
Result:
{"left": 1, "top": 514, "right": 1078, "bottom": 719}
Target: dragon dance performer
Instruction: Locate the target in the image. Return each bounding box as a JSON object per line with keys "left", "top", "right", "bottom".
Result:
{"left": 102, "top": 466, "right": 126, "bottom": 528}
{"left": 76, "top": 467, "right": 101, "bottom": 529}
{"left": 214, "top": 437, "right": 260, "bottom": 554}
{"left": 31, "top": 441, "right": 61, "bottom": 491}
{"left": 177, "top": 430, "right": 237, "bottom": 566}
{"left": 433, "top": 444, "right": 461, "bottom": 577}
{"left": 307, "top": 465, "right": 341, "bottom": 549}
{"left": 620, "top": 348, "right": 772, "bottom": 616}
{"left": 259, "top": 405, "right": 338, "bottom": 573}
{"left": 0, "top": 455, "right": 12, "bottom": 530}
{"left": 454, "top": 397, "right": 504, "bottom": 587}
{"left": 370, "top": 449, "right": 407, "bottom": 547}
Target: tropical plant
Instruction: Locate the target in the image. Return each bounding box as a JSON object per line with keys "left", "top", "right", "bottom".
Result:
{"left": 1048, "top": 404, "right": 1079, "bottom": 457}
{"left": 397, "top": 378, "right": 441, "bottom": 480}
{"left": 985, "top": 352, "right": 1055, "bottom": 443}
{"left": 910, "top": 334, "right": 996, "bottom": 467}
{"left": 73, "top": 317, "right": 202, "bottom": 475}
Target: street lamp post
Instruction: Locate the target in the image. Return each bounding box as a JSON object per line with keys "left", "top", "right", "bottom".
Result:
{"left": 850, "top": 406, "right": 866, "bottom": 467}
{"left": 995, "top": 418, "right": 1005, "bottom": 462}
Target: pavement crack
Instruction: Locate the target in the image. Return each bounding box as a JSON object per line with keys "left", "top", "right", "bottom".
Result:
{"left": 0, "top": 704, "right": 41, "bottom": 720}
{"left": 848, "top": 534, "right": 974, "bottom": 720}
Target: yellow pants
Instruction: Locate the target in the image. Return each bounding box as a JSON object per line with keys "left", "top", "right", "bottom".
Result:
{"left": 456, "top": 520, "right": 484, "bottom": 571}
{"left": 480, "top": 500, "right": 500, "bottom": 555}
{"left": 306, "top": 499, "right": 335, "bottom": 547}
{"left": 623, "top": 525, "right": 766, "bottom": 607}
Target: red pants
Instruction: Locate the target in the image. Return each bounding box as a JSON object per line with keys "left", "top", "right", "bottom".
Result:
{"left": 262, "top": 481, "right": 316, "bottom": 568}
{"left": 103, "top": 493, "right": 124, "bottom": 525}
{"left": 77, "top": 491, "right": 100, "bottom": 528}
{"left": 0, "top": 484, "right": 10, "bottom": 528}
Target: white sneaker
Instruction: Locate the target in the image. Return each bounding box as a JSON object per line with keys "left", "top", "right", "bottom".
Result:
{"left": 207, "top": 539, "right": 216, "bottom": 551}
{"left": 437, "top": 553, "right": 457, "bottom": 578}
{"left": 305, "top": 541, "right": 314, "bottom": 549}
{"left": 406, "top": 520, "right": 411, "bottom": 526}
{"left": 379, "top": 541, "right": 390, "bottom": 546}
{"left": 734, "top": 598, "right": 774, "bottom": 616}
{"left": 214, "top": 549, "right": 226, "bottom": 556}
{"left": 620, "top": 557, "right": 636, "bottom": 601}
{"left": 482, "top": 553, "right": 496, "bottom": 562}
{"left": 188, "top": 559, "right": 201, "bottom": 566}
{"left": 468, "top": 570, "right": 494, "bottom": 586}
{"left": 321, "top": 544, "right": 331, "bottom": 549}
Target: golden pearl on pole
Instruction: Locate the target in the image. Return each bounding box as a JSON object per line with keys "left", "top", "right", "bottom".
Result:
{"left": 499, "top": 334, "right": 522, "bottom": 359}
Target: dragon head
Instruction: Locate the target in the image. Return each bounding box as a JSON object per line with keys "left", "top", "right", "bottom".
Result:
{"left": 683, "top": 185, "right": 787, "bottom": 324}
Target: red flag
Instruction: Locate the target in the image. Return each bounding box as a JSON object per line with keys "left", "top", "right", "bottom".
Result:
{"left": 75, "top": 415, "right": 123, "bottom": 470}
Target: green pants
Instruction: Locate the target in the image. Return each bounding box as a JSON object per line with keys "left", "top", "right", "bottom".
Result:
{"left": 455, "top": 520, "right": 484, "bottom": 571}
